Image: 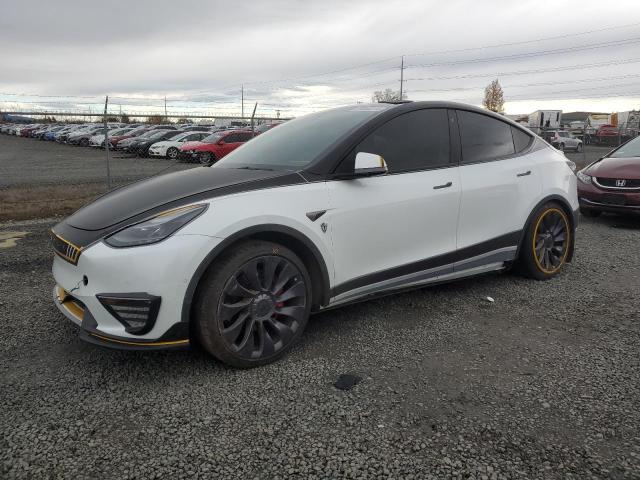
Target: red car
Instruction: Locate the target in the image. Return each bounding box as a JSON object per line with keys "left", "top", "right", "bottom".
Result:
{"left": 577, "top": 135, "right": 640, "bottom": 217}
{"left": 179, "top": 129, "right": 255, "bottom": 164}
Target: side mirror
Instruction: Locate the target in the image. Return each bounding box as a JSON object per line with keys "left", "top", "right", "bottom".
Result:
{"left": 354, "top": 152, "right": 388, "bottom": 177}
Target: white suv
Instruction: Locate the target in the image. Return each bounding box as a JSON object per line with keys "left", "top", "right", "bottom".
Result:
{"left": 51, "top": 102, "right": 578, "bottom": 367}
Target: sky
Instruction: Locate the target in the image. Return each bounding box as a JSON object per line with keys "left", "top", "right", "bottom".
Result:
{"left": 1, "top": 0, "right": 639, "bottom": 118}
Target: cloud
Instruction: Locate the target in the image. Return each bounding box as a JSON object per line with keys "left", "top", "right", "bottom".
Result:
{"left": 1, "top": 0, "right": 639, "bottom": 115}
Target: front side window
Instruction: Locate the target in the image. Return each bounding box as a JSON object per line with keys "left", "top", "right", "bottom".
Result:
{"left": 355, "top": 109, "right": 450, "bottom": 173}
{"left": 458, "top": 110, "right": 515, "bottom": 163}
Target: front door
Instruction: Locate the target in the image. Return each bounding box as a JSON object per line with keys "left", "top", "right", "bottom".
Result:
{"left": 326, "top": 108, "right": 461, "bottom": 303}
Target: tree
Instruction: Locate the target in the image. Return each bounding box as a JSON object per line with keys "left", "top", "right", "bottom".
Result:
{"left": 147, "top": 115, "right": 166, "bottom": 124}
{"left": 372, "top": 88, "right": 407, "bottom": 103}
{"left": 483, "top": 79, "right": 504, "bottom": 113}
{"left": 120, "top": 114, "right": 130, "bottom": 123}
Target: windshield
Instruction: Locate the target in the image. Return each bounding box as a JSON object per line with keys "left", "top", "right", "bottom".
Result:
{"left": 214, "top": 105, "right": 389, "bottom": 171}
{"left": 202, "top": 132, "right": 225, "bottom": 143}
{"left": 610, "top": 136, "right": 640, "bottom": 158}
{"left": 148, "top": 130, "right": 170, "bottom": 139}
{"left": 167, "top": 131, "right": 188, "bottom": 141}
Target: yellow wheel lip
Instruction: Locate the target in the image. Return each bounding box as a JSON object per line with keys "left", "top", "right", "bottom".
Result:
{"left": 532, "top": 207, "right": 570, "bottom": 274}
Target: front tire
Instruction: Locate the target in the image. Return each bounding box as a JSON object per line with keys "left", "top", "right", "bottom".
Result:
{"left": 515, "top": 202, "right": 572, "bottom": 280}
{"left": 199, "top": 152, "right": 215, "bottom": 165}
{"left": 194, "top": 240, "right": 312, "bottom": 368}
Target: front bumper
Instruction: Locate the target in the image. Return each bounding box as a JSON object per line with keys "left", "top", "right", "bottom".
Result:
{"left": 578, "top": 180, "right": 640, "bottom": 215}
{"left": 52, "top": 233, "right": 221, "bottom": 350}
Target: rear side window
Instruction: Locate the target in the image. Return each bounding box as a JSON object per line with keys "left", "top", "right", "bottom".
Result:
{"left": 355, "top": 109, "right": 450, "bottom": 173}
{"left": 512, "top": 127, "right": 532, "bottom": 153}
{"left": 237, "top": 132, "right": 254, "bottom": 142}
{"left": 225, "top": 133, "right": 239, "bottom": 143}
{"left": 457, "top": 110, "right": 515, "bottom": 163}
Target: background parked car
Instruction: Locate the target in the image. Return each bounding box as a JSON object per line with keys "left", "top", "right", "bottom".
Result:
{"left": 148, "top": 131, "right": 210, "bottom": 159}
{"left": 179, "top": 129, "right": 255, "bottom": 164}
{"left": 547, "top": 130, "right": 583, "bottom": 152}
{"left": 134, "top": 129, "right": 187, "bottom": 157}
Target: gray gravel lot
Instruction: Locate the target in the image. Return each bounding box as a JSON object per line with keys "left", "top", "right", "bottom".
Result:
{"left": 0, "top": 134, "right": 194, "bottom": 188}
{"left": 1, "top": 212, "right": 639, "bottom": 479}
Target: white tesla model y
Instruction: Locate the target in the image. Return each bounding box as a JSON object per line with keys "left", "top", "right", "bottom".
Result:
{"left": 52, "top": 102, "right": 578, "bottom": 367}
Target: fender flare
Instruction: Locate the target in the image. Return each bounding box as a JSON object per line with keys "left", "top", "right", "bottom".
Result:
{"left": 180, "top": 224, "right": 331, "bottom": 324}
{"left": 515, "top": 194, "right": 578, "bottom": 262}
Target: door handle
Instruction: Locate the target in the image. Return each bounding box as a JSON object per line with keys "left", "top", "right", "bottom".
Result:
{"left": 517, "top": 170, "right": 531, "bottom": 177}
{"left": 433, "top": 182, "right": 452, "bottom": 190}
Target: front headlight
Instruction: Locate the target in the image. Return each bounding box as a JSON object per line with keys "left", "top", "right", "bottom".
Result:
{"left": 576, "top": 170, "right": 592, "bottom": 184}
{"left": 105, "top": 204, "right": 207, "bottom": 248}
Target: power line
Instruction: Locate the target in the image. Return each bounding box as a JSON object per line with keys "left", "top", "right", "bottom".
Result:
{"left": 405, "top": 58, "right": 640, "bottom": 82}
{"left": 408, "top": 73, "right": 640, "bottom": 93}
{"left": 406, "top": 37, "right": 640, "bottom": 69}
{"left": 405, "top": 21, "right": 640, "bottom": 58}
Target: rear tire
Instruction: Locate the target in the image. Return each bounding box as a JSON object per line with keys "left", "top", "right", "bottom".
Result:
{"left": 515, "top": 202, "right": 572, "bottom": 280}
{"left": 194, "top": 240, "right": 312, "bottom": 368}
{"left": 167, "top": 147, "right": 178, "bottom": 159}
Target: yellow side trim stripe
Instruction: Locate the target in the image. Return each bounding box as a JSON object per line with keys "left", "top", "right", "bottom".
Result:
{"left": 89, "top": 333, "right": 190, "bottom": 347}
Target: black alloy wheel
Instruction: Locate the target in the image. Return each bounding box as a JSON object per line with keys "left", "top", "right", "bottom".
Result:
{"left": 195, "top": 241, "right": 312, "bottom": 367}
{"left": 217, "top": 255, "right": 306, "bottom": 360}
{"left": 515, "top": 202, "right": 572, "bottom": 280}
{"left": 532, "top": 208, "right": 569, "bottom": 274}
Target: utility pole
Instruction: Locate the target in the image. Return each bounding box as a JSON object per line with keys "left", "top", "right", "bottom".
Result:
{"left": 164, "top": 96, "right": 167, "bottom": 122}
{"left": 241, "top": 84, "right": 244, "bottom": 119}
{"left": 250, "top": 102, "right": 258, "bottom": 136}
{"left": 103, "top": 95, "right": 112, "bottom": 191}
{"left": 399, "top": 55, "right": 404, "bottom": 101}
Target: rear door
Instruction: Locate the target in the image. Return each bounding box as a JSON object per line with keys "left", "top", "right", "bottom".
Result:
{"left": 454, "top": 110, "right": 541, "bottom": 268}
{"left": 327, "top": 108, "right": 461, "bottom": 302}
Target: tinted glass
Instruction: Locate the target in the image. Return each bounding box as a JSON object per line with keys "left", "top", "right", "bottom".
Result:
{"left": 512, "top": 127, "right": 532, "bottom": 153}
{"left": 355, "top": 109, "right": 450, "bottom": 173}
{"left": 225, "top": 133, "right": 240, "bottom": 143}
{"left": 237, "top": 132, "right": 253, "bottom": 142}
{"left": 202, "top": 132, "right": 224, "bottom": 143}
{"left": 610, "top": 136, "right": 640, "bottom": 158}
{"left": 458, "top": 110, "right": 515, "bottom": 163}
{"left": 215, "top": 105, "right": 390, "bottom": 171}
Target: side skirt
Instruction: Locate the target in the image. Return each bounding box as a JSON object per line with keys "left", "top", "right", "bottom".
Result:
{"left": 326, "top": 246, "right": 517, "bottom": 309}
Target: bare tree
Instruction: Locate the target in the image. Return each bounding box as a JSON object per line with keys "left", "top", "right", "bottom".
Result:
{"left": 372, "top": 88, "right": 407, "bottom": 103}
{"left": 483, "top": 79, "right": 505, "bottom": 113}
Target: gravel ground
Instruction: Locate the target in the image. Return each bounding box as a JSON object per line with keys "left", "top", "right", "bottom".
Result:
{"left": 1, "top": 212, "right": 639, "bottom": 479}
{"left": 0, "top": 134, "right": 194, "bottom": 188}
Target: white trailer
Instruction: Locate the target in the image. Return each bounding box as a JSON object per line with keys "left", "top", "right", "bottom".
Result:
{"left": 528, "top": 110, "right": 562, "bottom": 133}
